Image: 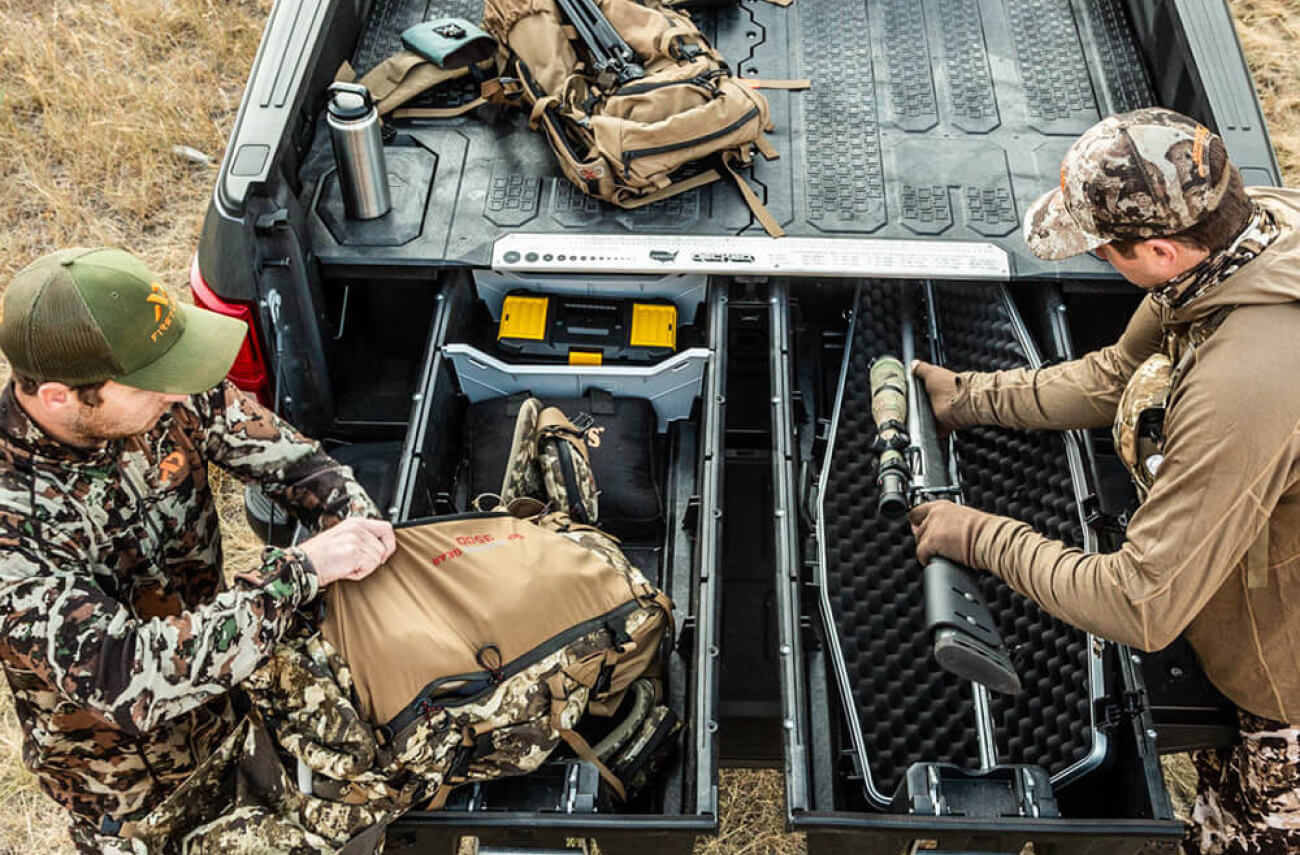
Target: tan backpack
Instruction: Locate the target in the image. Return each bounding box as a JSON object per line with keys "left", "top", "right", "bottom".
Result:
{"left": 481, "top": 0, "right": 788, "bottom": 234}
{"left": 127, "top": 404, "right": 676, "bottom": 853}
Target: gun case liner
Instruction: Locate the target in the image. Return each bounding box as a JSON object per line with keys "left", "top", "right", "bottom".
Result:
{"left": 817, "top": 281, "right": 1104, "bottom": 807}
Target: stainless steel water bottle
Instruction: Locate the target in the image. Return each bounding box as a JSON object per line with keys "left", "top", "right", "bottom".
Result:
{"left": 326, "top": 82, "right": 391, "bottom": 220}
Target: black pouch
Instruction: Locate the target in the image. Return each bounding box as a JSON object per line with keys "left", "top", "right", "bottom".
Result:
{"left": 464, "top": 391, "right": 663, "bottom": 538}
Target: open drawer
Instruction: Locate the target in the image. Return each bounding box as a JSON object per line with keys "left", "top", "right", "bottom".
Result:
{"left": 371, "top": 271, "right": 727, "bottom": 854}
{"left": 769, "top": 280, "right": 1185, "bottom": 854}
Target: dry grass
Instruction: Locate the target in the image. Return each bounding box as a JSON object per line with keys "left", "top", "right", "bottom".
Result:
{"left": 0, "top": 0, "right": 1294, "bottom": 852}
{"left": 1230, "top": 0, "right": 1300, "bottom": 180}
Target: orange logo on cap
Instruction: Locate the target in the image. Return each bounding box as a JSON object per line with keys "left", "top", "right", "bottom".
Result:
{"left": 146, "top": 283, "right": 171, "bottom": 322}
{"left": 146, "top": 283, "right": 177, "bottom": 343}
{"left": 1192, "top": 126, "right": 1209, "bottom": 179}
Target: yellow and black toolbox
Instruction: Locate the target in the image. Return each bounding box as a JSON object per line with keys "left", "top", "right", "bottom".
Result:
{"left": 496, "top": 291, "right": 677, "bottom": 365}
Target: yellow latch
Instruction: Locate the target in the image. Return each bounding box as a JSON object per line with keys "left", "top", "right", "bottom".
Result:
{"left": 499, "top": 295, "right": 549, "bottom": 341}
{"left": 629, "top": 303, "right": 677, "bottom": 350}
{"left": 568, "top": 351, "right": 603, "bottom": 366}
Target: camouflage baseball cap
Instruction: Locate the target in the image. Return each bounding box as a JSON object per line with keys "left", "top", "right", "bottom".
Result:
{"left": 1024, "top": 108, "right": 1235, "bottom": 260}
{"left": 0, "top": 248, "right": 247, "bottom": 394}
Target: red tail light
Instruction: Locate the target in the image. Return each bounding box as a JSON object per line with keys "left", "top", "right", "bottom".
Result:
{"left": 188, "top": 255, "right": 272, "bottom": 406}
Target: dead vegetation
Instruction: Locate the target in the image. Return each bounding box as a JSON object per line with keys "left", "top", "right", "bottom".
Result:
{"left": 0, "top": 0, "right": 1292, "bottom": 852}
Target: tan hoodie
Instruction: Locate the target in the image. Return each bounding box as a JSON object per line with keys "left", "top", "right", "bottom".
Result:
{"left": 949, "top": 187, "right": 1300, "bottom": 724}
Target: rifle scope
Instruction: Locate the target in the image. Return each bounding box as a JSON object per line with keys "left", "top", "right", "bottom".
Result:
{"left": 869, "top": 356, "right": 911, "bottom": 519}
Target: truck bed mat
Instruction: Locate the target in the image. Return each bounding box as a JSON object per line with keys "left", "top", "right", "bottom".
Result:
{"left": 309, "top": 0, "right": 1156, "bottom": 278}
{"left": 817, "top": 281, "right": 1102, "bottom": 807}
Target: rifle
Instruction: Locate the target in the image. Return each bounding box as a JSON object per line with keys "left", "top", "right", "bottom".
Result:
{"left": 552, "top": 0, "right": 646, "bottom": 90}
{"left": 868, "top": 297, "right": 1022, "bottom": 696}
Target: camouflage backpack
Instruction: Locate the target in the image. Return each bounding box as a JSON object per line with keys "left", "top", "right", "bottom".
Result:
{"left": 1113, "top": 307, "right": 1233, "bottom": 502}
{"left": 128, "top": 401, "right": 676, "bottom": 854}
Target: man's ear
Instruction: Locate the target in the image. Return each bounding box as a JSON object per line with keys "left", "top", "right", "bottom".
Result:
{"left": 35, "top": 382, "right": 76, "bottom": 414}
{"left": 1144, "top": 237, "right": 1208, "bottom": 274}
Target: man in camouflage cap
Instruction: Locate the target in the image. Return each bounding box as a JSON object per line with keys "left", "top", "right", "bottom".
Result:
{"left": 911, "top": 108, "right": 1300, "bottom": 853}
{"left": 0, "top": 247, "right": 396, "bottom": 853}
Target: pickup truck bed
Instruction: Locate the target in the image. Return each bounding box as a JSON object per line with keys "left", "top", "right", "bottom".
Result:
{"left": 306, "top": 0, "right": 1166, "bottom": 277}
{"left": 198, "top": 0, "right": 1283, "bottom": 851}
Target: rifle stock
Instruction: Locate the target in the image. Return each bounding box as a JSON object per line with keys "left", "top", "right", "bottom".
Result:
{"left": 865, "top": 297, "right": 1021, "bottom": 696}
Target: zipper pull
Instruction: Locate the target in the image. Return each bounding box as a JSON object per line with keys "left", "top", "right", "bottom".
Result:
{"left": 476, "top": 644, "right": 506, "bottom": 685}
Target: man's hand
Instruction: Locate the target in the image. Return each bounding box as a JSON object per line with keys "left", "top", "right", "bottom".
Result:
{"left": 908, "top": 501, "right": 995, "bottom": 566}
{"left": 911, "top": 360, "right": 959, "bottom": 436}
{"left": 298, "top": 518, "right": 396, "bottom": 587}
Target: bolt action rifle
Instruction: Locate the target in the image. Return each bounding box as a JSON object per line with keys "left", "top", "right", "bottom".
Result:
{"left": 552, "top": 0, "right": 646, "bottom": 90}
{"left": 868, "top": 299, "right": 1022, "bottom": 696}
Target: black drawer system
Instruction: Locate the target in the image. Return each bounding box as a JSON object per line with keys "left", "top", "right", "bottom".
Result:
{"left": 768, "top": 280, "right": 1184, "bottom": 854}
{"left": 210, "top": 0, "right": 1289, "bottom": 845}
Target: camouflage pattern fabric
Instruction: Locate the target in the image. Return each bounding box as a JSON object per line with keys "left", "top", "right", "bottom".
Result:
{"left": 0, "top": 380, "right": 377, "bottom": 838}
{"left": 130, "top": 509, "right": 675, "bottom": 851}
{"left": 1150, "top": 204, "right": 1281, "bottom": 309}
{"left": 1114, "top": 306, "right": 1234, "bottom": 501}
{"left": 496, "top": 396, "right": 543, "bottom": 506}
{"left": 536, "top": 407, "right": 600, "bottom": 524}
{"left": 129, "top": 709, "right": 393, "bottom": 855}
{"left": 1185, "top": 709, "right": 1300, "bottom": 855}
{"left": 1113, "top": 353, "right": 1172, "bottom": 501}
{"left": 483, "top": 398, "right": 602, "bottom": 523}
{"left": 66, "top": 821, "right": 140, "bottom": 855}
{"left": 1024, "top": 108, "right": 1237, "bottom": 261}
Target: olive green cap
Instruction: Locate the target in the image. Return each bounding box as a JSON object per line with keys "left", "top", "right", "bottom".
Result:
{"left": 0, "top": 248, "right": 247, "bottom": 394}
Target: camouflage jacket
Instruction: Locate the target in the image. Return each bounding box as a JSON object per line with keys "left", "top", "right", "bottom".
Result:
{"left": 0, "top": 380, "right": 377, "bottom": 831}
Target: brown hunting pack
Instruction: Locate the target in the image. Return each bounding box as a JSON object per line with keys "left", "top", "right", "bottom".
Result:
{"left": 481, "top": 0, "right": 785, "bottom": 234}
{"left": 351, "top": 0, "right": 793, "bottom": 235}
{"left": 129, "top": 400, "right": 676, "bottom": 852}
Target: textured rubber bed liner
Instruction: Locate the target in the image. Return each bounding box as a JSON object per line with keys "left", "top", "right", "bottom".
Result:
{"left": 310, "top": 0, "right": 1156, "bottom": 277}
{"left": 817, "top": 281, "right": 1102, "bottom": 807}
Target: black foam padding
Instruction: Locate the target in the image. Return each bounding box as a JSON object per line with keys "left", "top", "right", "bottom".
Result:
{"left": 931, "top": 282, "right": 1094, "bottom": 777}
{"left": 821, "top": 282, "right": 981, "bottom": 800}
{"left": 311, "top": 0, "right": 1165, "bottom": 277}
{"left": 822, "top": 283, "right": 1099, "bottom": 801}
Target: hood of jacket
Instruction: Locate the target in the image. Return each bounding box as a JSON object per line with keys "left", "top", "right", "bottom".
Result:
{"left": 1164, "top": 186, "right": 1300, "bottom": 326}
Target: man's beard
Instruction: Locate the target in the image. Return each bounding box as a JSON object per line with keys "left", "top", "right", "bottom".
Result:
{"left": 70, "top": 403, "right": 169, "bottom": 445}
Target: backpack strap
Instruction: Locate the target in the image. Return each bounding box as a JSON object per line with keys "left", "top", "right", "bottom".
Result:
{"left": 721, "top": 151, "right": 785, "bottom": 238}
{"left": 341, "top": 53, "right": 501, "bottom": 117}
{"left": 544, "top": 672, "right": 629, "bottom": 801}
{"left": 612, "top": 169, "right": 723, "bottom": 209}
{"left": 752, "top": 134, "right": 780, "bottom": 161}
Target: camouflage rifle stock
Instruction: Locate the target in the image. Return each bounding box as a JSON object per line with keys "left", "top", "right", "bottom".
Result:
{"left": 867, "top": 300, "right": 1022, "bottom": 696}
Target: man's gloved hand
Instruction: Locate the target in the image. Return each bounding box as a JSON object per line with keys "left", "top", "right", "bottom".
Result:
{"left": 908, "top": 500, "right": 997, "bottom": 566}
{"left": 911, "top": 360, "right": 960, "bottom": 436}
{"left": 299, "top": 517, "right": 397, "bottom": 586}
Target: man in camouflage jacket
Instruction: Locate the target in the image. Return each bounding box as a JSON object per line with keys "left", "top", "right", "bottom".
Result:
{"left": 912, "top": 109, "right": 1300, "bottom": 853}
{"left": 0, "top": 248, "right": 396, "bottom": 853}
